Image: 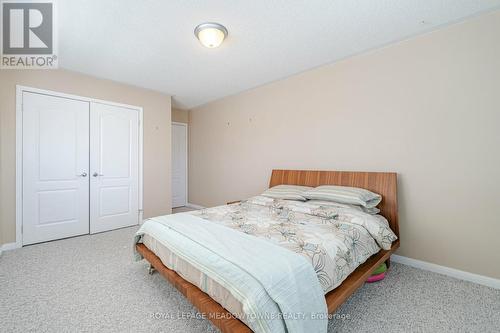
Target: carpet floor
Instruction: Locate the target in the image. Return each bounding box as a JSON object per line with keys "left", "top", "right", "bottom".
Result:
{"left": 1, "top": 226, "right": 499, "bottom": 333}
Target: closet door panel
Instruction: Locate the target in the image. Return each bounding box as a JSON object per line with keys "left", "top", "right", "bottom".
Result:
{"left": 22, "top": 92, "right": 90, "bottom": 245}
{"left": 90, "top": 102, "right": 139, "bottom": 233}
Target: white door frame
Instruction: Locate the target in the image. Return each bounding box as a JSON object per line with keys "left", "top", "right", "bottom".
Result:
{"left": 172, "top": 122, "right": 188, "bottom": 207}
{"left": 15, "top": 85, "right": 144, "bottom": 248}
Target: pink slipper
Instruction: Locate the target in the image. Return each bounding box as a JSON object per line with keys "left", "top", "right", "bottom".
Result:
{"left": 366, "top": 272, "right": 385, "bottom": 283}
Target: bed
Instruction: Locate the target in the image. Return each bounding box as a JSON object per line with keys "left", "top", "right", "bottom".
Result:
{"left": 135, "top": 170, "right": 400, "bottom": 332}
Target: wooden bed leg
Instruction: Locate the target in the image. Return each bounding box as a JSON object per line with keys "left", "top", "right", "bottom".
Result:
{"left": 385, "top": 257, "right": 391, "bottom": 269}
{"left": 148, "top": 264, "right": 156, "bottom": 275}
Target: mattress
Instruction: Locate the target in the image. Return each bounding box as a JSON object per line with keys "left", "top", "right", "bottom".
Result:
{"left": 138, "top": 196, "right": 397, "bottom": 327}
{"left": 142, "top": 233, "right": 246, "bottom": 319}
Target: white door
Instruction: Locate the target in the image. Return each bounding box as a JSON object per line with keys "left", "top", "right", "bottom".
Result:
{"left": 90, "top": 102, "right": 139, "bottom": 233}
{"left": 172, "top": 123, "right": 187, "bottom": 208}
{"left": 22, "top": 92, "right": 90, "bottom": 245}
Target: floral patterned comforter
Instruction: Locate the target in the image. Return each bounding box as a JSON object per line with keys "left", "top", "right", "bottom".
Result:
{"left": 188, "top": 196, "right": 397, "bottom": 293}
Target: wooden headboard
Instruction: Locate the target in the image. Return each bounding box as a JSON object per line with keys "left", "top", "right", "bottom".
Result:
{"left": 269, "top": 169, "right": 399, "bottom": 237}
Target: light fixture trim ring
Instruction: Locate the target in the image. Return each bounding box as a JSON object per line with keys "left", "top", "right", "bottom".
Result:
{"left": 194, "top": 22, "right": 228, "bottom": 39}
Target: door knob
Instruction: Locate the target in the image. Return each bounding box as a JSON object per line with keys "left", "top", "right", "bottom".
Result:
{"left": 79, "top": 172, "right": 87, "bottom": 177}
{"left": 93, "top": 172, "right": 104, "bottom": 177}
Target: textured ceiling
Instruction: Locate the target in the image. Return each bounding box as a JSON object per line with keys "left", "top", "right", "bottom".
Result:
{"left": 59, "top": 0, "right": 500, "bottom": 109}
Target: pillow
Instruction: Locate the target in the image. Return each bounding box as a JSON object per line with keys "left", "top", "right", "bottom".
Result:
{"left": 303, "top": 185, "right": 382, "bottom": 208}
{"left": 306, "top": 200, "right": 381, "bottom": 214}
{"left": 261, "top": 185, "right": 313, "bottom": 201}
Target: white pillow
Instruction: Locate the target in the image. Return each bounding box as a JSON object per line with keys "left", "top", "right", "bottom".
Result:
{"left": 261, "top": 185, "right": 313, "bottom": 201}
{"left": 303, "top": 185, "right": 382, "bottom": 208}
{"left": 306, "top": 200, "right": 381, "bottom": 214}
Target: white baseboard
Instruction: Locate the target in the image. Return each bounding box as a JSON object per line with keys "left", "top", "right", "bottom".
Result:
{"left": 0, "top": 242, "right": 20, "bottom": 256}
{"left": 186, "top": 203, "right": 205, "bottom": 210}
{"left": 392, "top": 254, "right": 500, "bottom": 290}
{"left": 2, "top": 242, "right": 19, "bottom": 251}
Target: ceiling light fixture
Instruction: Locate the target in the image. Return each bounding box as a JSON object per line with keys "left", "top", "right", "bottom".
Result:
{"left": 194, "top": 22, "right": 228, "bottom": 48}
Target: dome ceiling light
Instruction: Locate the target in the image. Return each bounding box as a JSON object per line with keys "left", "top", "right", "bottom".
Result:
{"left": 194, "top": 22, "right": 228, "bottom": 48}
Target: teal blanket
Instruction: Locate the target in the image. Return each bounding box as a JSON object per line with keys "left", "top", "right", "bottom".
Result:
{"left": 134, "top": 213, "right": 327, "bottom": 333}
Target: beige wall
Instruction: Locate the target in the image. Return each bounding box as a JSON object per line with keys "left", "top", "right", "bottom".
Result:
{"left": 0, "top": 69, "right": 172, "bottom": 246}
{"left": 189, "top": 11, "right": 500, "bottom": 279}
{"left": 172, "top": 108, "right": 189, "bottom": 123}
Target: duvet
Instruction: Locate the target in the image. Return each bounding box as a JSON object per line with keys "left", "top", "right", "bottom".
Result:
{"left": 134, "top": 196, "right": 397, "bottom": 333}
{"left": 190, "top": 196, "right": 397, "bottom": 293}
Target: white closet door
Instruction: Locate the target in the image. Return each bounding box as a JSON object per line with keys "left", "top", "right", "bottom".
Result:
{"left": 90, "top": 102, "right": 139, "bottom": 233}
{"left": 172, "top": 123, "right": 187, "bottom": 208}
{"left": 22, "top": 92, "right": 90, "bottom": 245}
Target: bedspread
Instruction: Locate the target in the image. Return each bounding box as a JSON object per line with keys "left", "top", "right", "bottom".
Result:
{"left": 134, "top": 196, "right": 397, "bottom": 333}
{"left": 135, "top": 212, "right": 328, "bottom": 333}
{"left": 189, "top": 196, "right": 397, "bottom": 293}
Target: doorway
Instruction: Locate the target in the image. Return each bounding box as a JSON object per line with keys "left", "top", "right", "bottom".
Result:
{"left": 172, "top": 122, "right": 188, "bottom": 208}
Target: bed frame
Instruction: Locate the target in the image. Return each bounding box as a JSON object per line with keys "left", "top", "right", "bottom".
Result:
{"left": 136, "top": 169, "right": 400, "bottom": 333}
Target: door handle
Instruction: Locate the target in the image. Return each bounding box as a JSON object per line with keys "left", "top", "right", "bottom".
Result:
{"left": 78, "top": 172, "right": 87, "bottom": 177}
{"left": 93, "top": 172, "right": 104, "bottom": 177}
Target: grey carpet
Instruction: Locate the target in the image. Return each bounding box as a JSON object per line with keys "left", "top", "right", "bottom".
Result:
{"left": 1, "top": 227, "right": 499, "bottom": 333}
